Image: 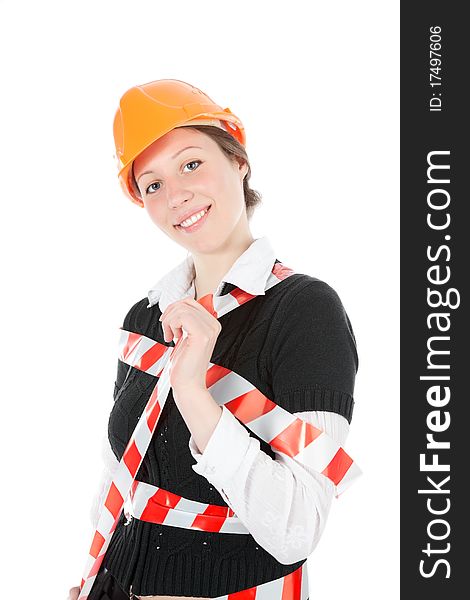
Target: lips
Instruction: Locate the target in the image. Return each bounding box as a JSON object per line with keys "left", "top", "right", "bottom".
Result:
{"left": 174, "top": 204, "right": 212, "bottom": 227}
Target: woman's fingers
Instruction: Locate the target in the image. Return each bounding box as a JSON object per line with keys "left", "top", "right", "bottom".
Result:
{"left": 170, "top": 335, "right": 186, "bottom": 363}
{"left": 159, "top": 296, "right": 220, "bottom": 344}
{"left": 160, "top": 302, "right": 196, "bottom": 343}
{"left": 162, "top": 320, "right": 182, "bottom": 343}
{"left": 160, "top": 300, "right": 185, "bottom": 342}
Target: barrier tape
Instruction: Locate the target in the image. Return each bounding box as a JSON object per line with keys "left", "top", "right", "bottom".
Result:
{"left": 77, "top": 262, "right": 359, "bottom": 599}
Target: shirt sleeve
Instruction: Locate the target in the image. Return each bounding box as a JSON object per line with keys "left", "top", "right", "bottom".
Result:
{"left": 189, "top": 278, "right": 359, "bottom": 564}
{"left": 188, "top": 406, "right": 350, "bottom": 565}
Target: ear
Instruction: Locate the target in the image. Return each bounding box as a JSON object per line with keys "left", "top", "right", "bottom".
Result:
{"left": 237, "top": 158, "right": 249, "bottom": 181}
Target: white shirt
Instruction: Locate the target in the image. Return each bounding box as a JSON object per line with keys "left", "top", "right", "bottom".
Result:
{"left": 90, "top": 236, "right": 350, "bottom": 565}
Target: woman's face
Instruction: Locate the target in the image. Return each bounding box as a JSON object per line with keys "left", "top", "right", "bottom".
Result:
{"left": 132, "top": 127, "right": 249, "bottom": 254}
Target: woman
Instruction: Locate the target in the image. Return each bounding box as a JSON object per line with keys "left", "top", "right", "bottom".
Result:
{"left": 69, "top": 79, "right": 359, "bottom": 600}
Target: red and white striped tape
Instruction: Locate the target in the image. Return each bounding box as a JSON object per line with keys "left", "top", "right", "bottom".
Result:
{"left": 77, "top": 262, "right": 359, "bottom": 599}
{"left": 126, "top": 485, "right": 311, "bottom": 598}
{"left": 117, "top": 331, "right": 361, "bottom": 497}
{"left": 127, "top": 480, "right": 250, "bottom": 534}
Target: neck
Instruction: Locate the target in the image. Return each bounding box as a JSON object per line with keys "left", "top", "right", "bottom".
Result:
{"left": 192, "top": 230, "right": 255, "bottom": 300}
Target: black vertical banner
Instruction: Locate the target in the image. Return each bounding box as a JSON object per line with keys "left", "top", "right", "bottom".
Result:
{"left": 401, "top": 4, "right": 468, "bottom": 597}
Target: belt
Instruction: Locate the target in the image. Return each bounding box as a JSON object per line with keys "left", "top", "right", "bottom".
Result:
{"left": 78, "top": 262, "right": 360, "bottom": 599}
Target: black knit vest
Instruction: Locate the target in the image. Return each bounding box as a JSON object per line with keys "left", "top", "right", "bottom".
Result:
{"left": 102, "top": 271, "right": 358, "bottom": 597}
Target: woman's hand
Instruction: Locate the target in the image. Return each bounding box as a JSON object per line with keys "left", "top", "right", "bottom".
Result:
{"left": 67, "top": 586, "right": 80, "bottom": 600}
{"left": 159, "top": 296, "right": 222, "bottom": 395}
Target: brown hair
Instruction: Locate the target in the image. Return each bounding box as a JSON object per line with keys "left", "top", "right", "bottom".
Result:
{"left": 130, "top": 124, "right": 262, "bottom": 219}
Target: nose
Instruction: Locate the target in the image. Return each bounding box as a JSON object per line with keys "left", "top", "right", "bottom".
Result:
{"left": 165, "top": 178, "right": 194, "bottom": 209}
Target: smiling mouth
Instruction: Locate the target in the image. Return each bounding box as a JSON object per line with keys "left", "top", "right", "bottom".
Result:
{"left": 174, "top": 205, "right": 212, "bottom": 229}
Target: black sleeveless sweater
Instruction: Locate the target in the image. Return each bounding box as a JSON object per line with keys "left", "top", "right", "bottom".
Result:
{"left": 102, "top": 271, "right": 359, "bottom": 597}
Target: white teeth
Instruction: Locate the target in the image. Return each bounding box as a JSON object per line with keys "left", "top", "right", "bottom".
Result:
{"left": 179, "top": 208, "right": 208, "bottom": 228}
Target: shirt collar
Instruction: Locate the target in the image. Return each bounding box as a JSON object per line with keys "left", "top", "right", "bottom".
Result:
{"left": 146, "top": 236, "right": 277, "bottom": 311}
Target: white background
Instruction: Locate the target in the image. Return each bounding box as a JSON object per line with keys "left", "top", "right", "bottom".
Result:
{"left": 0, "top": 1, "right": 399, "bottom": 598}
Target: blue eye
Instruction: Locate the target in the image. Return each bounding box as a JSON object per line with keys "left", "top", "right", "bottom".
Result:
{"left": 145, "top": 160, "right": 202, "bottom": 195}
{"left": 146, "top": 182, "right": 161, "bottom": 194}
{"left": 183, "top": 160, "right": 201, "bottom": 172}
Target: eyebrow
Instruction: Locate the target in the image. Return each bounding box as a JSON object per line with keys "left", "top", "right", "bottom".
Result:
{"left": 136, "top": 146, "right": 203, "bottom": 183}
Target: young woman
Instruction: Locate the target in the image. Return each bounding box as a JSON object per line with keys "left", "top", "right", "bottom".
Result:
{"left": 69, "top": 79, "right": 359, "bottom": 600}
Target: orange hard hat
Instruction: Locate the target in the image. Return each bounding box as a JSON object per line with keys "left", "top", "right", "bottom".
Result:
{"left": 113, "top": 78, "right": 246, "bottom": 207}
